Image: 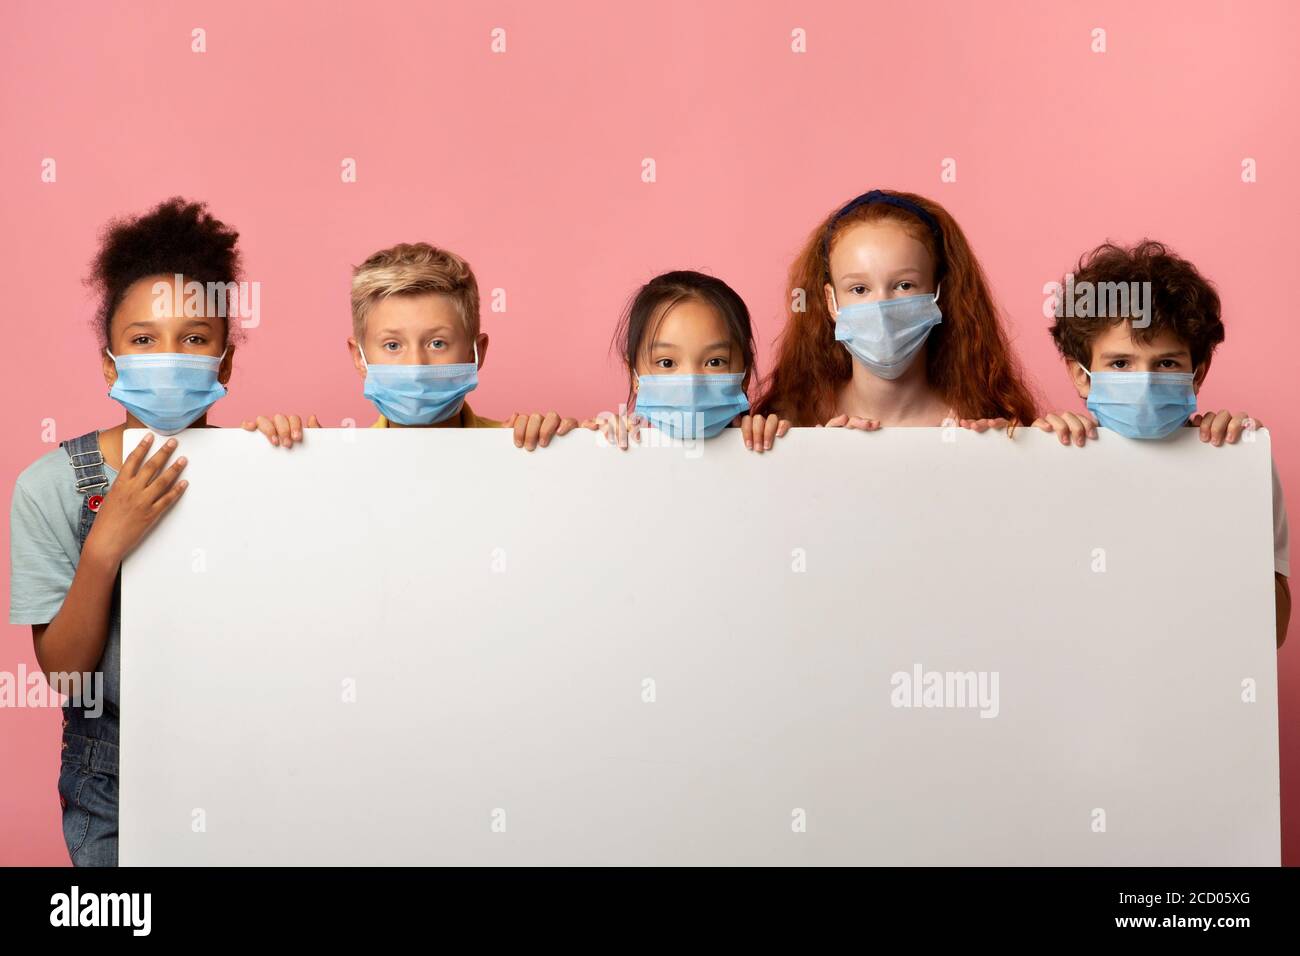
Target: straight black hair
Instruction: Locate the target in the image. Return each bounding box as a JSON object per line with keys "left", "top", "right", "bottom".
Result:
{"left": 611, "top": 270, "right": 757, "bottom": 409}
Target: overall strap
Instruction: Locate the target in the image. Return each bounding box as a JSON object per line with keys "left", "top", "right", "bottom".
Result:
{"left": 61, "top": 430, "right": 109, "bottom": 495}
{"left": 60, "top": 431, "right": 109, "bottom": 544}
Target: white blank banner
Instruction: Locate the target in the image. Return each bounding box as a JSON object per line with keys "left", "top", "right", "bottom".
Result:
{"left": 120, "top": 427, "right": 1280, "bottom": 865}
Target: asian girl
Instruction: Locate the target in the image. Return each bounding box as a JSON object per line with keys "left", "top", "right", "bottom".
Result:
{"left": 596, "top": 270, "right": 790, "bottom": 452}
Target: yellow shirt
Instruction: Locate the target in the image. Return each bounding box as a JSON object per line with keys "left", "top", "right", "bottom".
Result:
{"left": 370, "top": 401, "right": 504, "bottom": 429}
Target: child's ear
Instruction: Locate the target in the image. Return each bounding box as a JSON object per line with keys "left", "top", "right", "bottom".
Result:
{"left": 1192, "top": 359, "right": 1210, "bottom": 393}
{"left": 347, "top": 337, "right": 367, "bottom": 380}
{"left": 101, "top": 348, "right": 116, "bottom": 387}
{"left": 1069, "top": 359, "right": 1091, "bottom": 399}
{"left": 823, "top": 282, "right": 837, "bottom": 318}
{"left": 475, "top": 332, "right": 489, "bottom": 368}
{"left": 218, "top": 346, "right": 236, "bottom": 385}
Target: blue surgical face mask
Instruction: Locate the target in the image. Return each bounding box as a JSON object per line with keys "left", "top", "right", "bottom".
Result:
{"left": 360, "top": 342, "right": 479, "bottom": 425}
{"left": 106, "top": 349, "right": 229, "bottom": 435}
{"left": 1080, "top": 365, "right": 1197, "bottom": 439}
{"left": 832, "top": 287, "right": 943, "bottom": 380}
{"left": 634, "top": 372, "right": 750, "bottom": 439}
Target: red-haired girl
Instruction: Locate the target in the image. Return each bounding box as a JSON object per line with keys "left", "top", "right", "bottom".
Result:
{"left": 756, "top": 189, "right": 1037, "bottom": 429}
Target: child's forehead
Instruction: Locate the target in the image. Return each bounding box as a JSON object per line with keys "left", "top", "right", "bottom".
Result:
{"left": 365, "top": 292, "right": 465, "bottom": 335}
{"left": 110, "top": 276, "right": 224, "bottom": 333}
{"left": 116, "top": 275, "right": 187, "bottom": 319}
{"left": 647, "top": 298, "right": 729, "bottom": 343}
{"left": 1091, "top": 321, "right": 1189, "bottom": 355}
{"left": 830, "top": 220, "right": 933, "bottom": 276}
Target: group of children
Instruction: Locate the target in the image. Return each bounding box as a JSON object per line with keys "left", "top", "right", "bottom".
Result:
{"left": 9, "top": 190, "right": 1291, "bottom": 866}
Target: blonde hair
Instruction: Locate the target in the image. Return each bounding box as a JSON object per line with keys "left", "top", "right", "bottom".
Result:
{"left": 350, "top": 242, "right": 480, "bottom": 340}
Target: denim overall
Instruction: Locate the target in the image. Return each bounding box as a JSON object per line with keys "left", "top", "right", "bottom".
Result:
{"left": 56, "top": 430, "right": 121, "bottom": 866}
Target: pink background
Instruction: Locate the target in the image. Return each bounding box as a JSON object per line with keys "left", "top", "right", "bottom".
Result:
{"left": 2, "top": 0, "right": 1296, "bottom": 864}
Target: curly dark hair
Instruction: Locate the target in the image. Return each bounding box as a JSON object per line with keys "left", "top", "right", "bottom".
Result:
{"left": 1049, "top": 239, "right": 1224, "bottom": 370}
{"left": 86, "top": 197, "right": 244, "bottom": 347}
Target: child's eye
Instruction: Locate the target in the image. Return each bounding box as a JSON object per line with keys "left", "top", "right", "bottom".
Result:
{"left": 1109, "top": 359, "right": 1130, "bottom": 370}
{"left": 705, "top": 357, "right": 728, "bottom": 368}
{"left": 183, "top": 335, "right": 206, "bottom": 346}
{"left": 131, "top": 336, "right": 153, "bottom": 346}
{"left": 382, "top": 341, "right": 400, "bottom": 352}
{"left": 655, "top": 358, "right": 675, "bottom": 369}
{"left": 428, "top": 339, "right": 446, "bottom": 350}
{"left": 897, "top": 281, "right": 914, "bottom": 291}
{"left": 1157, "top": 359, "right": 1181, "bottom": 369}
{"left": 849, "top": 285, "right": 867, "bottom": 296}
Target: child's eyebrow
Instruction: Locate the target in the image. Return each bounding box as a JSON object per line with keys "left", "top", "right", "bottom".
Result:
{"left": 701, "top": 340, "right": 734, "bottom": 351}
{"left": 1152, "top": 350, "right": 1190, "bottom": 359}
{"left": 1097, "top": 351, "right": 1137, "bottom": 360}
{"left": 840, "top": 268, "right": 924, "bottom": 281}
{"left": 375, "top": 326, "right": 455, "bottom": 337}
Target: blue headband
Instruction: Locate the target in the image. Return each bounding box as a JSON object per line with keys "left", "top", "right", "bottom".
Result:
{"left": 822, "top": 190, "right": 947, "bottom": 280}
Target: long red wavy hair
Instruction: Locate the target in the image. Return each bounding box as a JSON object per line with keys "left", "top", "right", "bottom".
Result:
{"left": 755, "top": 190, "right": 1038, "bottom": 425}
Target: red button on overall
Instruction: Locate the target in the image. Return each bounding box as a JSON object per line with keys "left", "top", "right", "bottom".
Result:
{"left": 87, "top": 495, "right": 103, "bottom": 512}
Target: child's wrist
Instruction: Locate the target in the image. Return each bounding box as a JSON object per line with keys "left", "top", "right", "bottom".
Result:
{"left": 80, "top": 532, "right": 124, "bottom": 574}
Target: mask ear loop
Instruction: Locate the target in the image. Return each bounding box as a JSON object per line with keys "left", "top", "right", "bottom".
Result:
{"left": 1077, "top": 363, "right": 1092, "bottom": 379}
{"left": 629, "top": 372, "right": 644, "bottom": 424}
